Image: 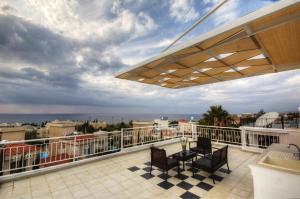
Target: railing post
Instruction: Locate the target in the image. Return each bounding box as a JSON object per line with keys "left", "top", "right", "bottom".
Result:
{"left": 240, "top": 127, "right": 246, "bottom": 150}
{"left": 192, "top": 124, "right": 196, "bottom": 139}
{"left": 121, "top": 128, "right": 124, "bottom": 151}
{"left": 73, "top": 135, "right": 76, "bottom": 161}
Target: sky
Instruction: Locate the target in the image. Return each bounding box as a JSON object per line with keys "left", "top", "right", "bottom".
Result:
{"left": 0, "top": 0, "right": 299, "bottom": 115}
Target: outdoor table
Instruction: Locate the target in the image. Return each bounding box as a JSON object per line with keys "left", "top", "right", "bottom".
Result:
{"left": 172, "top": 150, "right": 196, "bottom": 170}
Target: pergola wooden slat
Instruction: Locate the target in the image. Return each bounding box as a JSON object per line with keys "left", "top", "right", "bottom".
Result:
{"left": 116, "top": 0, "right": 300, "bottom": 89}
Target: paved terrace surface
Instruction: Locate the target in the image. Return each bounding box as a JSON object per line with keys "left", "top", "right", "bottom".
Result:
{"left": 0, "top": 143, "right": 258, "bottom": 199}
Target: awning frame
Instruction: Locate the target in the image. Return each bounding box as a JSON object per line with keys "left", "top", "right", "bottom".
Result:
{"left": 116, "top": 0, "right": 300, "bottom": 89}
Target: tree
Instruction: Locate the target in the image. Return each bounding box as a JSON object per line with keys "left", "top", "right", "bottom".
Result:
{"left": 255, "top": 109, "right": 265, "bottom": 119}
{"left": 169, "top": 120, "right": 178, "bottom": 125}
{"left": 76, "top": 121, "right": 95, "bottom": 133}
{"left": 25, "top": 129, "right": 38, "bottom": 140}
{"left": 102, "top": 122, "right": 132, "bottom": 131}
{"left": 200, "top": 105, "right": 232, "bottom": 126}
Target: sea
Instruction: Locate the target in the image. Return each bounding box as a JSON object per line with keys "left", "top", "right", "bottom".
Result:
{"left": 0, "top": 113, "right": 202, "bottom": 124}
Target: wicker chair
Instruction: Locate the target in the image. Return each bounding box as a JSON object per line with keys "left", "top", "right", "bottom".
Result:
{"left": 189, "top": 137, "right": 212, "bottom": 158}
{"left": 150, "top": 146, "right": 180, "bottom": 180}
{"left": 192, "top": 145, "right": 229, "bottom": 184}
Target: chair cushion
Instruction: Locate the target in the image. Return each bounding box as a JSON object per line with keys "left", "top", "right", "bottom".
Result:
{"left": 193, "top": 157, "right": 212, "bottom": 172}
{"left": 167, "top": 158, "right": 179, "bottom": 169}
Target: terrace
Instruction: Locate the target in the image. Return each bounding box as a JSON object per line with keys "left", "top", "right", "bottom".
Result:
{"left": 0, "top": 124, "right": 299, "bottom": 199}
{"left": 0, "top": 0, "right": 300, "bottom": 198}
{"left": 0, "top": 141, "right": 257, "bottom": 199}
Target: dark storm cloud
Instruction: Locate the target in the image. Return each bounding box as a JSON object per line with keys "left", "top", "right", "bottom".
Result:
{"left": 0, "top": 14, "right": 126, "bottom": 72}
{"left": 0, "top": 15, "right": 75, "bottom": 68}
{"left": 0, "top": 14, "right": 129, "bottom": 107}
{"left": 0, "top": 14, "right": 126, "bottom": 89}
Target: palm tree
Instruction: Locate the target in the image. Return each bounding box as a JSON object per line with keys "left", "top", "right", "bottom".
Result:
{"left": 201, "top": 105, "right": 232, "bottom": 126}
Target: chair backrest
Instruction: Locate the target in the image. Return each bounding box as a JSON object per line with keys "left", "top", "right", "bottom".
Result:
{"left": 150, "top": 146, "right": 167, "bottom": 169}
{"left": 212, "top": 145, "right": 228, "bottom": 168}
{"left": 197, "top": 137, "right": 212, "bottom": 150}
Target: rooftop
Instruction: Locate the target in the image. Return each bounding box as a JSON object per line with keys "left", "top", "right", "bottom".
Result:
{"left": 0, "top": 142, "right": 257, "bottom": 199}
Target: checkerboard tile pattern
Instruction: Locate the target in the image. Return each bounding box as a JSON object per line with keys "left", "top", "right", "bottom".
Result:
{"left": 128, "top": 161, "right": 231, "bottom": 199}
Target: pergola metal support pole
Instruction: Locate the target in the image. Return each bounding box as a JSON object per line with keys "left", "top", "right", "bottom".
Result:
{"left": 162, "top": 0, "right": 229, "bottom": 52}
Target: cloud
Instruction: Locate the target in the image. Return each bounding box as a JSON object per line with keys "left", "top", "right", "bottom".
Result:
{"left": 0, "top": 0, "right": 299, "bottom": 116}
{"left": 0, "top": 15, "right": 75, "bottom": 67}
{"left": 169, "top": 0, "right": 199, "bottom": 23}
{"left": 211, "top": 0, "right": 239, "bottom": 26}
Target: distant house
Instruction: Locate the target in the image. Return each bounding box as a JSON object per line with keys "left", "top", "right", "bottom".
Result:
{"left": 46, "top": 120, "right": 76, "bottom": 137}
{"left": 154, "top": 118, "right": 169, "bottom": 127}
{"left": 0, "top": 126, "right": 26, "bottom": 141}
{"left": 45, "top": 120, "right": 76, "bottom": 156}
{"left": 132, "top": 121, "right": 154, "bottom": 129}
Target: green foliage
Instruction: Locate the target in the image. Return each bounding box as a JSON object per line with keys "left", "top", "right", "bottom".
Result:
{"left": 41, "top": 121, "right": 49, "bottom": 127}
{"left": 22, "top": 123, "right": 38, "bottom": 127}
{"left": 25, "top": 129, "right": 38, "bottom": 140}
{"left": 169, "top": 120, "right": 179, "bottom": 125}
{"left": 199, "top": 105, "right": 233, "bottom": 127}
{"left": 76, "top": 121, "right": 96, "bottom": 133}
{"left": 255, "top": 109, "right": 265, "bottom": 119}
{"left": 102, "top": 122, "right": 132, "bottom": 131}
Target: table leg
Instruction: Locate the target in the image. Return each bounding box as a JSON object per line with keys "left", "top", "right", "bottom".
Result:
{"left": 192, "top": 157, "right": 194, "bottom": 167}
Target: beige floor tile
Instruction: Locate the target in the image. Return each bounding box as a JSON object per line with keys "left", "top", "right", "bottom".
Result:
{"left": 0, "top": 188, "right": 12, "bottom": 199}
{"left": 168, "top": 186, "right": 186, "bottom": 196}
{"left": 226, "top": 193, "right": 246, "bottom": 199}
{"left": 52, "top": 189, "right": 74, "bottom": 199}
{"left": 91, "top": 187, "right": 113, "bottom": 198}
{"left": 33, "top": 193, "right": 53, "bottom": 199}
{"left": 31, "top": 188, "right": 51, "bottom": 198}
{"left": 11, "top": 185, "right": 31, "bottom": 196}
{"left": 231, "top": 187, "right": 251, "bottom": 198}
{"left": 189, "top": 186, "right": 208, "bottom": 197}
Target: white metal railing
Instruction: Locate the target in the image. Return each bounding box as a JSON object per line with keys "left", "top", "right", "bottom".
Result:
{"left": 240, "top": 126, "right": 289, "bottom": 152}
{"left": 0, "top": 124, "right": 295, "bottom": 178}
{"left": 0, "top": 131, "right": 121, "bottom": 176}
{"left": 122, "top": 125, "right": 181, "bottom": 147}
{"left": 194, "top": 125, "right": 242, "bottom": 145}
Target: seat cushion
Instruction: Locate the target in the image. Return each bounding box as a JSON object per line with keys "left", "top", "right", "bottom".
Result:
{"left": 167, "top": 158, "right": 179, "bottom": 169}
{"left": 193, "top": 157, "right": 212, "bottom": 172}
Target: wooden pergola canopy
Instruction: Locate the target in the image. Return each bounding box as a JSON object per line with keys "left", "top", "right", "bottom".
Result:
{"left": 116, "top": 0, "right": 300, "bottom": 89}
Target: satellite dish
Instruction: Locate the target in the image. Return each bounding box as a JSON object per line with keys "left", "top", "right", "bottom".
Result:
{"left": 255, "top": 112, "right": 279, "bottom": 127}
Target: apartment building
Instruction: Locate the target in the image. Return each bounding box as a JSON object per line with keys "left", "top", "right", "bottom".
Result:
{"left": 0, "top": 126, "right": 26, "bottom": 141}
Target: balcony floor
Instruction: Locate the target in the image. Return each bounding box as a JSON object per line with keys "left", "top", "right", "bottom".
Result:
{"left": 0, "top": 143, "right": 258, "bottom": 199}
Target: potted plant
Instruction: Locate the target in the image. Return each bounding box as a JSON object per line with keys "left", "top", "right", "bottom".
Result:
{"left": 180, "top": 137, "right": 188, "bottom": 153}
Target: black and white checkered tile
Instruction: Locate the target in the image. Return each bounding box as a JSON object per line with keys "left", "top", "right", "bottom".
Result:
{"left": 128, "top": 161, "right": 231, "bottom": 199}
